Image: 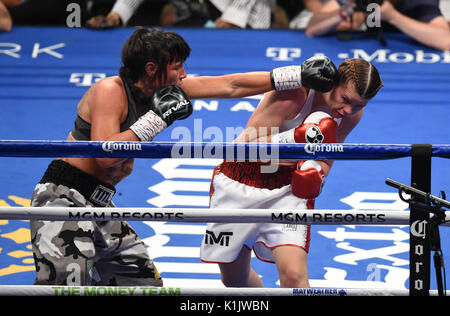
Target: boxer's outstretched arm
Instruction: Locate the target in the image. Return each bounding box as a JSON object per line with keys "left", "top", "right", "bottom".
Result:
{"left": 181, "top": 56, "right": 338, "bottom": 99}
{"left": 181, "top": 72, "right": 274, "bottom": 99}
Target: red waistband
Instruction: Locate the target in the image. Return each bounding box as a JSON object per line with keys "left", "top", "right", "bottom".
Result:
{"left": 216, "top": 161, "right": 295, "bottom": 190}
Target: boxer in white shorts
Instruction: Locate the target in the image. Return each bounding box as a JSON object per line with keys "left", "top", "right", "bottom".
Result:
{"left": 200, "top": 57, "right": 383, "bottom": 288}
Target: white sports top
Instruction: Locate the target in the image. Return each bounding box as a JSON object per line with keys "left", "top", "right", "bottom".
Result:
{"left": 279, "top": 89, "right": 341, "bottom": 132}
{"left": 279, "top": 89, "right": 315, "bottom": 132}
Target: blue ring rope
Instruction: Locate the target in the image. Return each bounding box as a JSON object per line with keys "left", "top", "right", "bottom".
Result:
{"left": 0, "top": 140, "right": 449, "bottom": 159}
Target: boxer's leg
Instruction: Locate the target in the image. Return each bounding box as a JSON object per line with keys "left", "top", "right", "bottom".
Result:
{"left": 218, "top": 246, "right": 263, "bottom": 288}
{"left": 30, "top": 183, "right": 97, "bottom": 285}
{"left": 272, "top": 245, "right": 310, "bottom": 288}
{"left": 93, "top": 220, "right": 163, "bottom": 286}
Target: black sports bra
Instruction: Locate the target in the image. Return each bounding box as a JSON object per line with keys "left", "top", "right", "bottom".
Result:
{"left": 71, "top": 76, "right": 141, "bottom": 140}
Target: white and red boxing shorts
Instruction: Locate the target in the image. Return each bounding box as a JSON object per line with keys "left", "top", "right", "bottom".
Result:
{"left": 200, "top": 161, "right": 312, "bottom": 264}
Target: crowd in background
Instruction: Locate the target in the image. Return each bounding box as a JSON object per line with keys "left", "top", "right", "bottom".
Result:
{"left": 0, "top": 0, "right": 449, "bottom": 50}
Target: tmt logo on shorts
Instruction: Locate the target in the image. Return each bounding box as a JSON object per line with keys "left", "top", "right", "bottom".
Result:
{"left": 204, "top": 230, "right": 233, "bottom": 246}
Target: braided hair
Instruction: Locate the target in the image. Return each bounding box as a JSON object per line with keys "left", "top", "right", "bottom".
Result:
{"left": 337, "top": 59, "right": 383, "bottom": 99}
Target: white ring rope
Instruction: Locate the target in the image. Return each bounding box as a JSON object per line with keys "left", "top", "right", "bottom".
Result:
{"left": 1, "top": 206, "right": 449, "bottom": 226}
{"left": 0, "top": 285, "right": 447, "bottom": 296}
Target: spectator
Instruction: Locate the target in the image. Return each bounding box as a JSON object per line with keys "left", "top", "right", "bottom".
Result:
{"left": 87, "top": 0, "right": 276, "bottom": 29}
{"left": 206, "top": 0, "right": 275, "bottom": 29}
{"left": 162, "top": 0, "right": 276, "bottom": 29}
{"left": 159, "top": 0, "right": 212, "bottom": 28}
{"left": 0, "top": 0, "right": 89, "bottom": 30}
{"left": 86, "top": 0, "right": 167, "bottom": 29}
{"left": 0, "top": 1, "right": 12, "bottom": 32}
{"left": 306, "top": 0, "right": 450, "bottom": 51}
{"left": 306, "top": 0, "right": 372, "bottom": 35}
{"left": 274, "top": 0, "right": 325, "bottom": 30}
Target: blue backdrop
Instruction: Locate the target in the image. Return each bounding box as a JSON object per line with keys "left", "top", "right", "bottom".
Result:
{"left": 0, "top": 26, "right": 449, "bottom": 290}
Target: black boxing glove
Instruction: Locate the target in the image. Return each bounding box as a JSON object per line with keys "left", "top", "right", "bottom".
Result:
{"left": 151, "top": 85, "right": 193, "bottom": 126}
{"left": 129, "top": 85, "right": 193, "bottom": 141}
{"left": 270, "top": 56, "right": 338, "bottom": 93}
{"left": 301, "top": 56, "right": 339, "bottom": 93}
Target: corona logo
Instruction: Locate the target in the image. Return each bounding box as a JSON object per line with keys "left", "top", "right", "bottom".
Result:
{"left": 410, "top": 220, "right": 427, "bottom": 239}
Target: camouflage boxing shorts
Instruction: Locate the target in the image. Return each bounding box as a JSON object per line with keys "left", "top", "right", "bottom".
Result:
{"left": 30, "top": 160, "right": 162, "bottom": 286}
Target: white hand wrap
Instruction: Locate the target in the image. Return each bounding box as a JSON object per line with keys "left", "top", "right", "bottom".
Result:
{"left": 129, "top": 110, "right": 167, "bottom": 141}
{"left": 270, "top": 66, "right": 302, "bottom": 91}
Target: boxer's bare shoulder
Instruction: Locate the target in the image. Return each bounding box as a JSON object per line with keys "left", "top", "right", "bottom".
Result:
{"left": 76, "top": 76, "right": 127, "bottom": 124}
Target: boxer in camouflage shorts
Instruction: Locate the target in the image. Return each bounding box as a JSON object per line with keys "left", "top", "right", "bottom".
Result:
{"left": 30, "top": 160, "right": 162, "bottom": 286}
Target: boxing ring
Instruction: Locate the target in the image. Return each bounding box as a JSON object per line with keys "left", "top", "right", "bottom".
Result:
{"left": 1, "top": 25, "right": 450, "bottom": 298}
{"left": 0, "top": 140, "right": 448, "bottom": 296}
